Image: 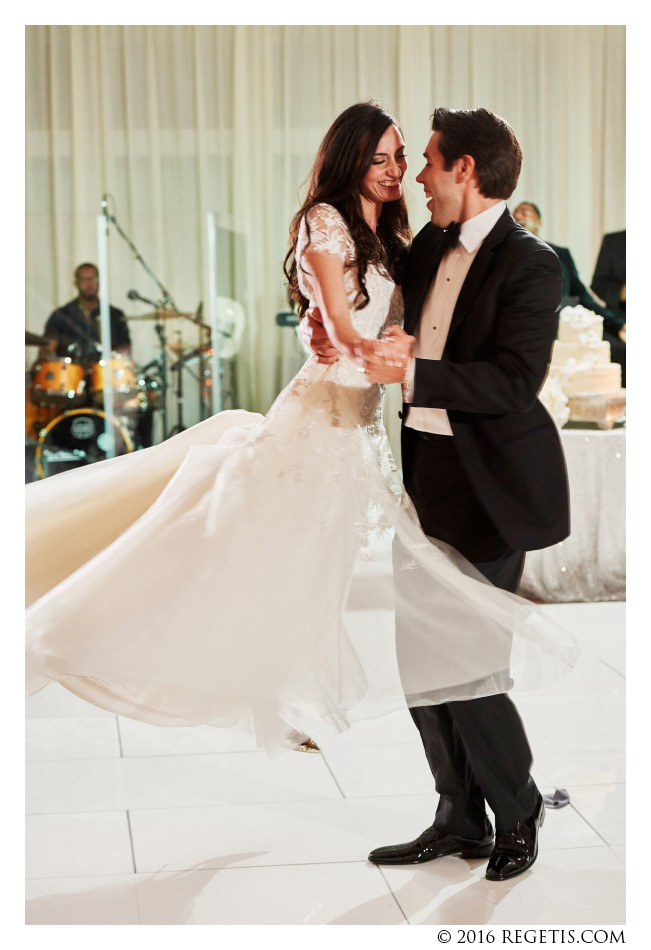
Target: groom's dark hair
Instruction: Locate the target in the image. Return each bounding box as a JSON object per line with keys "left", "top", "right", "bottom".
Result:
{"left": 432, "top": 108, "right": 522, "bottom": 199}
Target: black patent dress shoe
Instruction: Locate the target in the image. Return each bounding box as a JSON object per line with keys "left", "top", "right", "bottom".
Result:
{"left": 368, "top": 824, "right": 495, "bottom": 866}
{"left": 485, "top": 795, "right": 545, "bottom": 881}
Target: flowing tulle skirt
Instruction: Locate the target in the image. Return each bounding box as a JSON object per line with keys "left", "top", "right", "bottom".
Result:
{"left": 26, "top": 357, "right": 580, "bottom": 749}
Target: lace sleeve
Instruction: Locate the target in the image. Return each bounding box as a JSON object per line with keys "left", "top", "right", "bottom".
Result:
{"left": 297, "top": 203, "right": 354, "bottom": 264}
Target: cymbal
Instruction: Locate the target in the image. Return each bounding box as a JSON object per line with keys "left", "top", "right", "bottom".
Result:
{"left": 25, "top": 330, "right": 51, "bottom": 346}
{"left": 126, "top": 310, "right": 195, "bottom": 321}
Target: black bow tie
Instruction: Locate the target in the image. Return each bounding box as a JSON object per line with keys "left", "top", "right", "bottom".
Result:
{"left": 439, "top": 221, "right": 461, "bottom": 252}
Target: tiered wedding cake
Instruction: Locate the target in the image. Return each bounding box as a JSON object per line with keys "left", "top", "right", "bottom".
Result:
{"left": 540, "top": 305, "right": 625, "bottom": 428}
{"left": 550, "top": 306, "right": 622, "bottom": 393}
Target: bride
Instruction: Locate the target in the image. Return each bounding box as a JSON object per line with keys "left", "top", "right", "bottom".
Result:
{"left": 25, "top": 102, "right": 578, "bottom": 750}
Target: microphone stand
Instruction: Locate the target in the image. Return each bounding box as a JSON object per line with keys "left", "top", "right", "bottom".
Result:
{"left": 127, "top": 290, "right": 170, "bottom": 441}
{"left": 101, "top": 195, "right": 181, "bottom": 440}
{"left": 106, "top": 204, "right": 181, "bottom": 315}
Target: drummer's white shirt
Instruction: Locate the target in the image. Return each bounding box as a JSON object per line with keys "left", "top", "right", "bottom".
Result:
{"left": 404, "top": 201, "right": 506, "bottom": 436}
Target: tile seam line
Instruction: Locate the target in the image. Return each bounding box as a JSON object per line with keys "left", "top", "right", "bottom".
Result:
{"left": 26, "top": 797, "right": 365, "bottom": 817}
{"left": 26, "top": 859, "right": 386, "bottom": 880}
{"left": 599, "top": 659, "right": 626, "bottom": 679}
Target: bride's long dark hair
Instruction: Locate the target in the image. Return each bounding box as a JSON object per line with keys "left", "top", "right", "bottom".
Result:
{"left": 283, "top": 101, "right": 411, "bottom": 318}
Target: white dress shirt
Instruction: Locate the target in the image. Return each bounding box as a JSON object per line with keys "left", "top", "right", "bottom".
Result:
{"left": 405, "top": 201, "right": 507, "bottom": 435}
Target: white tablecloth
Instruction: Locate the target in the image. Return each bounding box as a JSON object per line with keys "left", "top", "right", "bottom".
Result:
{"left": 519, "top": 428, "right": 625, "bottom": 603}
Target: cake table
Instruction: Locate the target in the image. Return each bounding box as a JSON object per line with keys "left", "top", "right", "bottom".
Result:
{"left": 519, "top": 427, "right": 625, "bottom": 602}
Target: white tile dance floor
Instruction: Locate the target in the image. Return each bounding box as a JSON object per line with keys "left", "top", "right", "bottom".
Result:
{"left": 25, "top": 589, "right": 625, "bottom": 926}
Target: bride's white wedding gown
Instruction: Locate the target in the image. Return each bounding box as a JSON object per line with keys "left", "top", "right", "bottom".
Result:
{"left": 25, "top": 204, "right": 579, "bottom": 748}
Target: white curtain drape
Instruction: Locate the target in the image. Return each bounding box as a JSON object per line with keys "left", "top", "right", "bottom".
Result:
{"left": 26, "top": 24, "right": 625, "bottom": 444}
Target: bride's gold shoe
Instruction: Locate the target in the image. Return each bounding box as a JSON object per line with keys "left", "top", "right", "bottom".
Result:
{"left": 283, "top": 730, "right": 320, "bottom": 753}
{"left": 293, "top": 737, "right": 320, "bottom": 753}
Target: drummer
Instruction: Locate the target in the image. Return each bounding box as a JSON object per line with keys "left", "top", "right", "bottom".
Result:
{"left": 36, "top": 263, "right": 155, "bottom": 449}
{"left": 38, "top": 263, "right": 131, "bottom": 363}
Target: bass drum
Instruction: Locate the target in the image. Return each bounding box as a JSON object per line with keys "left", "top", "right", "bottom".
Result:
{"left": 35, "top": 408, "right": 133, "bottom": 480}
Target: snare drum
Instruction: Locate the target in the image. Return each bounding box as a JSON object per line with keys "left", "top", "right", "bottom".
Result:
{"left": 31, "top": 358, "right": 86, "bottom": 409}
{"left": 35, "top": 408, "right": 133, "bottom": 479}
{"left": 91, "top": 353, "right": 138, "bottom": 407}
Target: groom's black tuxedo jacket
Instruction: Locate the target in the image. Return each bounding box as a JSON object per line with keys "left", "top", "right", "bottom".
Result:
{"left": 402, "top": 208, "right": 570, "bottom": 552}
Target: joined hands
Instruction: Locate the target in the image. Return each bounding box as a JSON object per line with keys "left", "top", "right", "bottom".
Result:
{"left": 300, "top": 308, "right": 415, "bottom": 384}
{"left": 359, "top": 325, "right": 415, "bottom": 384}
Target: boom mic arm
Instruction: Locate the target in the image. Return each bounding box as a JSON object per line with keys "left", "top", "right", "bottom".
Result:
{"left": 127, "top": 289, "right": 160, "bottom": 307}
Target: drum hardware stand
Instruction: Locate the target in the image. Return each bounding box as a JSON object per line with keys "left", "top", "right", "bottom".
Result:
{"left": 153, "top": 311, "right": 169, "bottom": 438}
{"left": 197, "top": 330, "right": 213, "bottom": 422}
{"left": 167, "top": 338, "right": 210, "bottom": 435}
{"left": 168, "top": 332, "right": 187, "bottom": 435}
{"left": 199, "top": 346, "right": 211, "bottom": 421}
{"left": 126, "top": 298, "right": 170, "bottom": 439}
{"left": 192, "top": 302, "right": 214, "bottom": 421}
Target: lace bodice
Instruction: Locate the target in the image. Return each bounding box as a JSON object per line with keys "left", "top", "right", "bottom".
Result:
{"left": 296, "top": 203, "right": 403, "bottom": 340}
{"left": 265, "top": 203, "right": 405, "bottom": 439}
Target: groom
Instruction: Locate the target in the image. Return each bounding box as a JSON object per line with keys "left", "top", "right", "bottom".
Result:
{"left": 305, "top": 107, "right": 569, "bottom": 881}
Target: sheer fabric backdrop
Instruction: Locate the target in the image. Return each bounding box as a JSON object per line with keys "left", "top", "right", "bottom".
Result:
{"left": 25, "top": 24, "right": 625, "bottom": 444}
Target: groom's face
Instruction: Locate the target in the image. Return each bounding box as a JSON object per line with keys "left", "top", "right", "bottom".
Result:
{"left": 415, "top": 132, "right": 463, "bottom": 227}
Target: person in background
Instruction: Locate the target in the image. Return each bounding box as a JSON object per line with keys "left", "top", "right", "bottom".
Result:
{"left": 35, "top": 263, "right": 157, "bottom": 448}
{"left": 513, "top": 203, "right": 625, "bottom": 385}
{"left": 39, "top": 262, "right": 131, "bottom": 363}
{"left": 591, "top": 229, "right": 626, "bottom": 332}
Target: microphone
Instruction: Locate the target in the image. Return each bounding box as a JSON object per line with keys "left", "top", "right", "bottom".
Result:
{"left": 127, "top": 290, "right": 159, "bottom": 307}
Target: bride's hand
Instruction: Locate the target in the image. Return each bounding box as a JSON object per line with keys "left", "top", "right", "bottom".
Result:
{"left": 380, "top": 326, "right": 415, "bottom": 364}
{"left": 351, "top": 338, "right": 383, "bottom": 368}
{"left": 355, "top": 338, "right": 380, "bottom": 356}
{"left": 360, "top": 326, "right": 415, "bottom": 384}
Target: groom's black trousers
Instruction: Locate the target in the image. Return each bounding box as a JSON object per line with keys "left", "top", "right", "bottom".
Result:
{"left": 401, "top": 426, "right": 539, "bottom": 834}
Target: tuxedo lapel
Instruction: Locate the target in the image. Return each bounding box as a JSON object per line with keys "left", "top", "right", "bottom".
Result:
{"left": 445, "top": 209, "right": 516, "bottom": 345}
{"left": 444, "top": 243, "right": 494, "bottom": 344}
{"left": 404, "top": 226, "right": 445, "bottom": 335}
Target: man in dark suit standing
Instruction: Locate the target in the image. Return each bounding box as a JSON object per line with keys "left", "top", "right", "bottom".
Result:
{"left": 591, "top": 230, "right": 626, "bottom": 332}
{"left": 591, "top": 231, "right": 626, "bottom": 317}
{"left": 305, "top": 108, "right": 569, "bottom": 881}
{"left": 513, "top": 202, "right": 608, "bottom": 310}
{"left": 513, "top": 203, "right": 625, "bottom": 384}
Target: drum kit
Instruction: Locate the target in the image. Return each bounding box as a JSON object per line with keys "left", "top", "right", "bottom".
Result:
{"left": 24, "top": 197, "right": 243, "bottom": 479}
{"left": 25, "top": 298, "right": 243, "bottom": 480}
{"left": 25, "top": 333, "right": 149, "bottom": 479}
{"left": 24, "top": 313, "right": 184, "bottom": 479}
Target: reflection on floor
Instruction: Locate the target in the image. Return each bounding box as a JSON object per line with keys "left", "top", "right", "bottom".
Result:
{"left": 26, "top": 595, "right": 625, "bottom": 925}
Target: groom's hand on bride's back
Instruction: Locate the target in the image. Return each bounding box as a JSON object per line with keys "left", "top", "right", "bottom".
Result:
{"left": 301, "top": 308, "right": 339, "bottom": 364}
